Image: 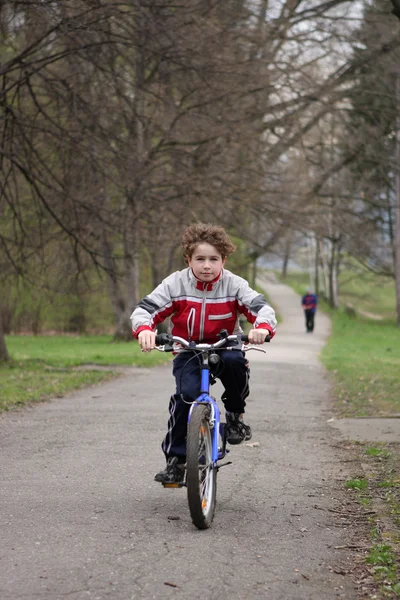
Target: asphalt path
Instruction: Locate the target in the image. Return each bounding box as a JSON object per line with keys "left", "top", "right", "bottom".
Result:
{"left": 1, "top": 277, "right": 360, "bottom": 600}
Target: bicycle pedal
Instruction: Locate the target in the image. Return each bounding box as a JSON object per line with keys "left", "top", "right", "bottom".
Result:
{"left": 162, "top": 482, "right": 185, "bottom": 488}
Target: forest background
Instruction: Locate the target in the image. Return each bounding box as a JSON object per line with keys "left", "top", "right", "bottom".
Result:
{"left": 1, "top": 0, "right": 400, "bottom": 361}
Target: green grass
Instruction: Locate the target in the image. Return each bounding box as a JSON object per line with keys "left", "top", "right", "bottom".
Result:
{"left": 0, "top": 335, "right": 171, "bottom": 411}
{"left": 344, "top": 447, "right": 400, "bottom": 599}
{"left": 5, "top": 334, "right": 171, "bottom": 367}
{"left": 365, "top": 446, "right": 391, "bottom": 459}
{"left": 363, "top": 441, "right": 400, "bottom": 539}
{"left": 339, "top": 269, "right": 396, "bottom": 321}
{"left": 0, "top": 362, "right": 115, "bottom": 411}
{"left": 321, "top": 313, "right": 400, "bottom": 417}
{"left": 366, "top": 543, "right": 400, "bottom": 596}
{"left": 345, "top": 478, "right": 368, "bottom": 491}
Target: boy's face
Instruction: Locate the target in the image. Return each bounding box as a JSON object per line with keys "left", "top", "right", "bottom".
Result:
{"left": 188, "top": 243, "right": 226, "bottom": 282}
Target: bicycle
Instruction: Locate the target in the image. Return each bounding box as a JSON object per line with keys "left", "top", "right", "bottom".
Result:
{"left": 153, "top": 329, "right": 270, "bottom": 530}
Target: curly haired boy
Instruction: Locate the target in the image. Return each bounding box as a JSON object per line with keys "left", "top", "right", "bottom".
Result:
{"left": 131, "top": 223, "right": 277, "bottom": 483}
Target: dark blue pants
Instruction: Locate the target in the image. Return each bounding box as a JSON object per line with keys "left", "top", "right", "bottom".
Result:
{"left": 305, "top": 309, "right": 315, "bottom": 332}
{"left": 161, "top": 350, "right": 250, "bottom": 460}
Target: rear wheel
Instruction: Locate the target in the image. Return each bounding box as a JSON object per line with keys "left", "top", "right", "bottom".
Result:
{"left": 186, "top": 404, "right": 217, "bottom": 529}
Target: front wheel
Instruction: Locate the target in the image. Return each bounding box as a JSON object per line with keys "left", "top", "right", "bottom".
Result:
{"left": 186, "top": 404, "right": 217, "bottom": 529}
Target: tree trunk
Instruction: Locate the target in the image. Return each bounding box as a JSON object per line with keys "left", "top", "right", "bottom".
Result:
{"left": 118, "top": 29, "right": 144, "bottom": 341}
{"left": 0, "top": 314, "right": 10, "bottom": 362}
{"left": 281, "top": 235, "right": 291, "bottom": 280}
{"left": 123, "top": 208, "right": 141, "bottom": 311}
{"left": 101, "top": 232, "right": 134, "bottom": 341}
{"left": 319, "top": 239, "right": 329, "bottom": 301}
{"left": 114, "top": 309, "right": 136, "bottom": 341}
{"left": 395, "top": 72, "right": 400, "bottom": 326}
{"left": 328, "top": 239, "right": 339, "bottom": 309}
{"left": 112, "top": 7, "right": 146, "bottom": 342}
{"left": 314, "top": 236, "right": 320, "bottom": 297}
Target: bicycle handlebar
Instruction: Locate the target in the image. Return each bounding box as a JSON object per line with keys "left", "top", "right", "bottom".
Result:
{"left": 155, "top": 332, "right": 270, "bottom": 349}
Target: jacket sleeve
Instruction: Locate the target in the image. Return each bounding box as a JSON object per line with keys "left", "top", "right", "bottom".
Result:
{"left": 130, "top": 274, "right": 176, "bottom": 338}
{"left": 235, "top": 277, "right": 277, "bottom": 337}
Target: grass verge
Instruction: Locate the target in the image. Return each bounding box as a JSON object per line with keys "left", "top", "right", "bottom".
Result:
{"left": 321, "top": 314, "right": 400, "bottom": 418}
{"left": 0, "top": 362, "right": 115, "bottom": 412}
{"left": 0, "top": 335, "right": 171, "bottom": 412}
{"left": 5, "top": 334, "right": 171, "bottom": 367}
{"left": 345, "top": 442, "right": 400, "bottom": 599}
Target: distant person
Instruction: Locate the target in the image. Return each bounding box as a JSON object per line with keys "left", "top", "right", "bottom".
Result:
{"left": 301, "top": 287, "right": 317, "bottom": 333}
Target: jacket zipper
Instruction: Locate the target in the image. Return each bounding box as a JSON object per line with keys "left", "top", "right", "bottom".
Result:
{"left": 187, "top": 307, "right": 196, "bottom": 339}
{"left": 199, "top": 284, "right": 207, "bottom": 341}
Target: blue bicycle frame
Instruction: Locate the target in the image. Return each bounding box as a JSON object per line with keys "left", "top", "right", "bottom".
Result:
{"left": 187, "top": 352, "right": 227, "bottom": 465}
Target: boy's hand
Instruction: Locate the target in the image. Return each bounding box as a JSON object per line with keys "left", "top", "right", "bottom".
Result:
{"left": 248, "top": 328, "right": 270, "bottom": 344}
{"left": 138, "top": 330, "right": 157, "bottom": 352}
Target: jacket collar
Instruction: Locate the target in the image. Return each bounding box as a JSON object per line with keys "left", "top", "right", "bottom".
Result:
{"left": 190, "top": 269, "right": 222, "bottom": 291}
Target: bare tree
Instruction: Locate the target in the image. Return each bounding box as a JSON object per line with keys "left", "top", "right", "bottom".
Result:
{"left": 4, "top": 0, "right": 400, "bottom": 358}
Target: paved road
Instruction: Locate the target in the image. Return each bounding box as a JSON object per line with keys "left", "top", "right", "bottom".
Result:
{"left": 1, "top": 277, "right": 360, "bottom": 599}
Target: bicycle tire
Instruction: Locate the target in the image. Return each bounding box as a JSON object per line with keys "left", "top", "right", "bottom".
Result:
{"left": 186, "top": 404, "right": 217, "bottom": 529}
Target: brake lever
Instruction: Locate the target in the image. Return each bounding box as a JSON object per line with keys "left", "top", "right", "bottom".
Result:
{"left": 155, "top": 344, "right": 174, "bottom": 352}
{"left": 243, "top": 345, "right": 267, "bottom": 354}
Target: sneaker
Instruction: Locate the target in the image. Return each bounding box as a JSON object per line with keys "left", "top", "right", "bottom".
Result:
{"left": 154, "top": 457, "right": 185, "bottom": 484}
{"left": 226, "top": 412, "right": 252, "bottom": 445}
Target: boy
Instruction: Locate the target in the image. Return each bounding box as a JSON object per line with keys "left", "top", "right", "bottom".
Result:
{"left": 131, "top": 223, "right": 277, "bottom": 484}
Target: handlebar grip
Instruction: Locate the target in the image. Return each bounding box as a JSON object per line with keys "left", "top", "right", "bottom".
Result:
{"left": 155, "top": 333, "right": 173, "bottom": 346}
{"left": 241, "top": 334, "right": 270, "bottom": 343}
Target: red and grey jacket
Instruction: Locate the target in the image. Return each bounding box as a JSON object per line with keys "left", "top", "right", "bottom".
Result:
{"left": 130, "top": 268, "right": 277, "bottom": 342}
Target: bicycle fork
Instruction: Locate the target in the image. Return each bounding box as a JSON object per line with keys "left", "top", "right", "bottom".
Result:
{"left": 188, "top": 398, "right": 231, "bottom": 468}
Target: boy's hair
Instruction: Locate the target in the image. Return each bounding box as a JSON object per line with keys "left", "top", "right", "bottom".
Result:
{"left": 182, "top": 223, "right": 236, "bottom": 260}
